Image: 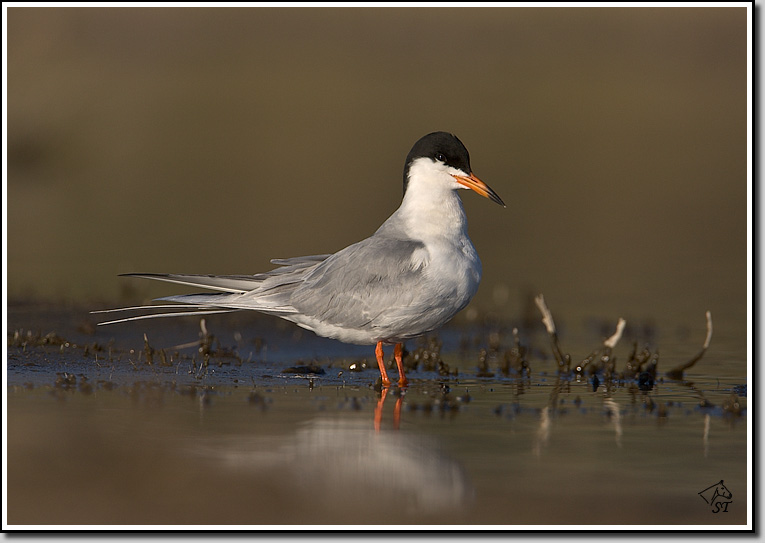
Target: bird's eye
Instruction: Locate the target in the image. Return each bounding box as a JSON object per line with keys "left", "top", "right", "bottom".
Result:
{"left": 435, "top": 153, "right": 446, "bottom": 162}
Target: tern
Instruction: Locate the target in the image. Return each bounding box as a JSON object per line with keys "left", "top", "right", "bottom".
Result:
{"left": 95, "top": 132, "right": 505, "bottom": 387}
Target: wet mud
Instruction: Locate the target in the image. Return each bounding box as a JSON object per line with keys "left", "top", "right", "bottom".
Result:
{"left": 6, "top": 302, "right": 748, "bottom": 526}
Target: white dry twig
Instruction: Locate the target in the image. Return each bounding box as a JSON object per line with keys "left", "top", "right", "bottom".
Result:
{"left": 535, "top": 294, "right": 556, "bottom": 335}
{"left": 603, "top": 318, "right": 627, "bottom": 349}
{"left": 703, "top": 310, "right": 713, "bottom": 349}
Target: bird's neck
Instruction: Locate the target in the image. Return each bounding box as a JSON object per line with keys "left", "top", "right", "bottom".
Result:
{"left": 393, "top": 184, "right": 470, "bottom": 244}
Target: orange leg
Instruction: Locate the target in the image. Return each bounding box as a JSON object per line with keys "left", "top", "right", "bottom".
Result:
{"left": 394, "top": 342, "right": 409, "bottom": 387}
{"left": 375, "top": 341, "right": 392, "bottom": 387}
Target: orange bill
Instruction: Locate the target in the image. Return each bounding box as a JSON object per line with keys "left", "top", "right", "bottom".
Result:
{"left": 452, "top": 172, "right": 506, "bottom": 207}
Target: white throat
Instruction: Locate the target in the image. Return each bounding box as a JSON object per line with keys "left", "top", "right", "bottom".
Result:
{"left": 393, "top": 158, "right": 471, "bottom": 243}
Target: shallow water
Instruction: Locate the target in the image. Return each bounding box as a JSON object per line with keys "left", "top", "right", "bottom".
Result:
{"left": 5, "top": 303, "right": 748, "bottom": 527}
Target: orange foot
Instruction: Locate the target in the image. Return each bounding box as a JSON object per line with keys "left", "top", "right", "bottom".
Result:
{"left": 375, "top": 341, "right": 392, "bottom": 387}
{"left": 395, "top": 343, "right": 409, "bottom": 388}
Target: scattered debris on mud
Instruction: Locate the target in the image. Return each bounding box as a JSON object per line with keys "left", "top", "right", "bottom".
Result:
{"left": 7, "top": 299, "right": 745, "bottom": 425}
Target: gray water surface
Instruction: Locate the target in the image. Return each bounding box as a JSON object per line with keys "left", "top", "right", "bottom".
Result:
{"left": 6, "top": 303, "right": 748, "bottom": 527}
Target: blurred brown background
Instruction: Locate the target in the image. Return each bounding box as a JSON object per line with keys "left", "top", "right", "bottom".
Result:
{"left": 7, "top": 7, "right": 748, "bottom": 340}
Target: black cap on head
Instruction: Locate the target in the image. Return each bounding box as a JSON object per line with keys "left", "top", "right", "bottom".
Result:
{"left": 403, "top": 132, "right": 472, "bottom": 195}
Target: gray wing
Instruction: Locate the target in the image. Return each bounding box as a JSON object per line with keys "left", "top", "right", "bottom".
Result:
{"left": 289, "top": 236, "right": 432, "bottom": 332}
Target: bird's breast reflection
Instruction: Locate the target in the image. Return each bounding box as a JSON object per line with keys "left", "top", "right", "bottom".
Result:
{"left": 191, "top": 397, "right": 473, "bottom": 515}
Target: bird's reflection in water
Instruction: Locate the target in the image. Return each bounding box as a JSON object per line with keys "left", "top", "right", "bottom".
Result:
{"left": 193, "top": 389, "right": 473, "bottom": 517}
{"left": 374, "top": 386, "right": 403, "bottom": 432}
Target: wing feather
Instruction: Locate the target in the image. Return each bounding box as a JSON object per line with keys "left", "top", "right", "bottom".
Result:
{"left": 289, "top": 236, "right": 431, "bottom": 332}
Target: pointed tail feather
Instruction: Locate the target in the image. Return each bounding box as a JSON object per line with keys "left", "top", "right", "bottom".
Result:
{"left": 95, "top": 264, "right": 309, "bottom": 326}
{"left": 91, "top": 304, "right": 215, "bottom": 314}
{"left": 119, "top": 273, "right": 263, "bottom": 293}
{"left": 95, "top": 308, "right": 240, "bottom": 326}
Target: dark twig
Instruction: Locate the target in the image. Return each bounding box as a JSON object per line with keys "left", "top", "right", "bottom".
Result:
{"left": 666, "top": 311, "right": 713, "bottom": 380}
